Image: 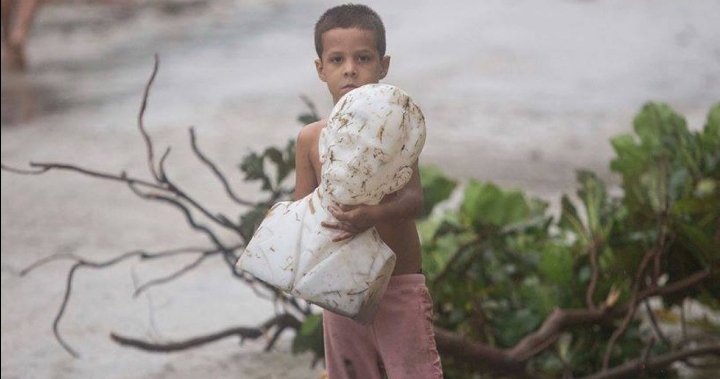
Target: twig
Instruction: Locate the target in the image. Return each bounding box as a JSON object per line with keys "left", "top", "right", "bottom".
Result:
{"left": 643, "top": 300, "right": 671, "bottom": 346}
{"left": 126, "top": 181, "right": 230, "bottom": 252}
{"left": 110, "top": 313, "right": 301, "bottom": 352}
{"left": 133, "top": 252, "right": 214, "bottom": 297}
{"left": 138, "top": 54, "right": 161, "bottom": 182}
{"left": 639, "top": 336, "right": 655, "bottom": 375}
{"left": 189, "top": 127, "right": 254, "bottom": 206}
{"left": 155, "top": 150, "right": 241, "bottom": 233}
{"left": 2, "top": 162, "right": 166, "bottom": 191}
{"left": 19, "top": 246, "right": 231, "bottom": 356}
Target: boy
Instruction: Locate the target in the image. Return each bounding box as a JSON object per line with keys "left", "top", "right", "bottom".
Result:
{"left": 294, "top": 4, "right": 443, "bottom": 378}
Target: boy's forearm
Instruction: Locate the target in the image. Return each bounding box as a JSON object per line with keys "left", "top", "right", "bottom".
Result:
{"left": 372, "top": 186, "right": 423, "bottom": 221}
{"left": 371, "top": 163, "right": 423, "bottom": 221}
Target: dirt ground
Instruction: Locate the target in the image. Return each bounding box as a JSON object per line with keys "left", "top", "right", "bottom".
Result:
{"left": 2, "top": 0, "right": 719, "bottom": 378}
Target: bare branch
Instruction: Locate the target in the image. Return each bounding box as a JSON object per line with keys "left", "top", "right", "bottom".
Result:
{"left": 133, "top": 252, "right": 214, "bottom": 297}
{"left": 19, "top": 246, "right": 231, "bottom": 357}
{"left": 189, "top": 127, "right": 254, "bottom": 206}
{"left": 138, "top": 54, "right": 161, "bottom": 182}
{"left": 126, "top": 181, "right": 230, "bottom": 252}
{"left": 110, "top": 313, "right": 301, "bottom": 352}
{"left": 54, "top": 263, "right": 82, "bottom": 358}
{"left": 20, "top": 247, "right": 222, "bottom": 277}
{"left": 643, "top": 300, "right": 671, "bottom": 346}
{"left": 1, "top": 163, "right": 49, "bottom": 174}
{"left": 147, "top": 147, "right": 242, "bottom": 236}
{"left": 2, "top": 161, "right": 165, "bottom": 191}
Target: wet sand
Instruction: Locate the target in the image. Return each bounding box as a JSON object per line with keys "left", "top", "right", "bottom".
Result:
{"left": 2, "top": 0, "right": 719, "bottom": 378}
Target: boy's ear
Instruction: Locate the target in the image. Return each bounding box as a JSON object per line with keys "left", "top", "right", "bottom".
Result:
{"left": 315, "top": 58, "right": 327, "bottom": 82}
{"left": 379, "top": 55, "right": 391, "bottom": 79}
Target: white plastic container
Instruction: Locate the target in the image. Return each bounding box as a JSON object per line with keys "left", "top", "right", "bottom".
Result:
{"left": 236, "top": 84, "right": 425, "bottom": 322}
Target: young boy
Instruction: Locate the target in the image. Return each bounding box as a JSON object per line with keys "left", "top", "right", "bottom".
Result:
{"left": 294, "top": 4, "right": 443, "bottom": 378}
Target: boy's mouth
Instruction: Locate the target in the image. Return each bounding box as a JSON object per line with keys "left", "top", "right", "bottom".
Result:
{"left": 341, "top": 84, "right": 357, "bottom": 90}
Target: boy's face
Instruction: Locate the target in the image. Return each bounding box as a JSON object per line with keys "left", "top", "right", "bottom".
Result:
{"left": 315, "top": 28, "right": 390, "bottom": 104}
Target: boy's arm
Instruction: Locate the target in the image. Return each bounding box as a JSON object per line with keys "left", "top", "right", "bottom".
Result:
{"left": 294, "top": 126, "right": 318, "bottom": 201}
{"left": 322, "top": 161, "right": 423, "bottom": 241}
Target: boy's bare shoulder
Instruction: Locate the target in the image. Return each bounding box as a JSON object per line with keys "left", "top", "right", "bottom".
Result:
{"left": 297, "top": 119, "right": 326, "bottom": 147}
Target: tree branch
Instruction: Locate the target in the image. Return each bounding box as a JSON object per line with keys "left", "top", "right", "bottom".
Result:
{"left": 579, "top": 344, "right": 720, "bottom": 379}
{"left": 189, "top": 127, "right": 254, "bottom": 207}
{"left": 133, "top": 252, "right": 214, "bottom": 297}
{"left": 432, "top": 270, "right": 711, "bottom": 374}
{"left": 110, "top": 313, "right": 301, "bottom": 352}
{"left": 18, "top": 246, "right": 238, "bottom": 357}
{"left": 602, "top": 247, "right": 655, "bottom": 369}
{"left": 138, "top": 54, "right": 161, "bottom": 182}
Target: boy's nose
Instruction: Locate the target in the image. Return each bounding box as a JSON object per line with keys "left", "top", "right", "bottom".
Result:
{"left": 343, "top": 62, "right": 357, "bottom": 77}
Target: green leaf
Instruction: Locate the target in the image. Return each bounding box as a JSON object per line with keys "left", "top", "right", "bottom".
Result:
{"left": 633, "top": 102, "right": 688, "bottom": 149}
{"left": 239, "top": 151, "right": 272, "bottom": 190}
{"left": 576, "top": 170, "right": 608, "bottom": 236}
{"left": 539, "top": 244, "right": 574, "bottom": 287}
{"left": 238, "top": 205, "right": 269, "bottom": 242}
{"left": 419, "top": 165, "right": 458, "bottom": 218}
{"left": 460, "top": 180, "right": 531, "bottom": 230}
{"left": 558, "top": 195, "right": 582, "bottom": 227}
{"left": 292, "top": 314, "right": 324, "bottom": 357}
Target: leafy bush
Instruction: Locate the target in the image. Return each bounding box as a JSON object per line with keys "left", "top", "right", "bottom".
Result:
{"left": 419, "top": 102, "right": 719, "bottom": 377}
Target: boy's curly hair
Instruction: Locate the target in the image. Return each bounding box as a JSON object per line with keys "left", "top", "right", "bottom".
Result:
{"left": 314, "top": 4, "right": 386, "bottom": 58}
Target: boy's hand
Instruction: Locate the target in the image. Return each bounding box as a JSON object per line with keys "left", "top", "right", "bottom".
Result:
{"left": 322, "top": 204, "right": 379, "bottom": 242}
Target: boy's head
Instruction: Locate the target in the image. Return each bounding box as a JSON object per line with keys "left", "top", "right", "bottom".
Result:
{"left": 314, "top": 4, "right": 390, "bottom": 104}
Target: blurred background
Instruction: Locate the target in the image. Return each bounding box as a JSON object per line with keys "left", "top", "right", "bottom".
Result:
{"left": 2, "top": 0, "right": 719, "bottom": 378}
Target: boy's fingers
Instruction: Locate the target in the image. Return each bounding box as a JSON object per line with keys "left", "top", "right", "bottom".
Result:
{"left": 338, "top": 204, "right": 357, "bottom": 212}
{"left": 332, "top": 231, "right": 353, "bottom": 242}
{"left": 321, "top": 221, "right": 341, "bottom": 230}
{"left": 329, "top": 207, "right": 351, "bottom": 221}
{"left": 322, "top": 221, "right": 356, "bottom": 233}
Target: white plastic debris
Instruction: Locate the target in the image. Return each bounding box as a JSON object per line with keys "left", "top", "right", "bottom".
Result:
{"left": 236, "top": 84, "right": 426, "bottom": 322}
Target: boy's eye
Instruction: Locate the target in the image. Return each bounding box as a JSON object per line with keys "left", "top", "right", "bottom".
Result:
{"left": 358, "top": 55, "right": 371, "bottom": 63}
{"left": 330, "top": 56, "right": 342, "bottom": 63}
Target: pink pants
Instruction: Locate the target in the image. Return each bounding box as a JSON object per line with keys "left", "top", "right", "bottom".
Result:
{"left": 323, "top": 274, "right": 443, "bottom": 378}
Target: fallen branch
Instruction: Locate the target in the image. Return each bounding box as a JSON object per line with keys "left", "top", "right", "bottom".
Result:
{"left": 579, "top": 344, "right": 720, "bottom": 379}
{"left": 3, "top": 56, "right": 312, "bottom": 358}
{"left": 19, "top": 246, "right": 236, "bottom": 357}
{"left": 432, "top": 270, "right": 711, "bottom": 374}
{"left": 110, "top": 313, "right": 302, "bottom": 352}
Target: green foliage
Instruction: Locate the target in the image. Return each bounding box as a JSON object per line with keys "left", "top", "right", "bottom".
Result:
{"left": 419, "top": 165, "right": 458, "bottom": 217}
{"left": 292, "top": 313, "right": 324, "bottom": 356}
{"left": 237, "top": 139, "right": 296, "bottom": 242}
{"left": 419, "top": 103, "right": 719, "bottom": 377}
{"left": 239, "top": 139, "right": 296, "bottom": 193}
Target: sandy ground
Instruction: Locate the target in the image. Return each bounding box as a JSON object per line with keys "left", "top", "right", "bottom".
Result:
{"left": 1, "top": 0, "right": 719, "bottom": 378}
